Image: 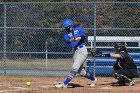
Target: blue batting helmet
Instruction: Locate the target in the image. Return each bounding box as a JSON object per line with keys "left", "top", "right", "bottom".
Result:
{"left": 63, "top": 19, "right": 74, "bottom": 28}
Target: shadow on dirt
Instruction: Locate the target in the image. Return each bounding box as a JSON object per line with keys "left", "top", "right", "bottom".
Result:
{"left": 67, "top": 83, "right": 84, "bottom": 88}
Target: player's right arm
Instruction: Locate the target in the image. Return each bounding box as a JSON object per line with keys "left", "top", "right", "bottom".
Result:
{"left": 100, "top": 53, "right": 122, "bottom": 58}
{"left": 64, "top": 34, "right": 70, "bottom": 44}
{"left": 90, "top": 50, "right": 122, "bottom": 58}
{"left": 110, "top": 54, "right": 122, "bottom": 58}
{"left": 64, "top": 34, "right": 81, "bottom": 43}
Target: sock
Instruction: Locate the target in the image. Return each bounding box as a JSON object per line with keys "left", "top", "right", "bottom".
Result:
{"left": 86, "top": 72, "right": 95, "bottom": 81}
{"left": 63, "top": 70, "right": 76, "bottom": 85}
{"left": 63, "top": 76, "right": 73, "bottom": 85}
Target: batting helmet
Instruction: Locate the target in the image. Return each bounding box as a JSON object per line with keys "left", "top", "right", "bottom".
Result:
{"left": 63, "top": 19, "right": 74, "bottom": 28}
{"left": 114, "top": 42, "right": 127, "bottom": 53}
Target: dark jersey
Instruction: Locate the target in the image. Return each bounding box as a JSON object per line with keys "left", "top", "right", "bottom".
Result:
{"left": 116, "top": 51, "right": 137, "bottom": 69}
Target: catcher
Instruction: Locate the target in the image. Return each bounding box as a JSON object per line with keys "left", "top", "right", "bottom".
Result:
{"left": 91, "top": 42, "right": 137, "bottom": 86}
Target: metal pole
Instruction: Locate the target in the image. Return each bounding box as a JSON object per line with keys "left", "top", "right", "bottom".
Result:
{"left": 4, "top": 4, "right": 7, "bottom": 75}
{"left": 45, "top": 40, "right": 48, "bottom": 69}
{"left": 93, "top": 4, "right": 97, "bottom": 77}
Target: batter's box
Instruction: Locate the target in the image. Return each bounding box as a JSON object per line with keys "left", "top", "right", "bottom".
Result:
{"left": 0, "top": 82, "right": 30, "bottom": 93}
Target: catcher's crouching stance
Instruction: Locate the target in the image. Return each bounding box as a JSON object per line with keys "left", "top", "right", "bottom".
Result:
{"left": 91, "top": 42, "right": 137, "bottom": 86}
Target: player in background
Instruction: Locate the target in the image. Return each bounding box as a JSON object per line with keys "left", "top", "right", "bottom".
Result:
{"left": 91, "top": 42, "right": 137, "bottom": 86}
{"left": 55, "top": 18, "right": 97, "bottom": 88}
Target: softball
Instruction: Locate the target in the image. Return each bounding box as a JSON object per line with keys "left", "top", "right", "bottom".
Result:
{"left": 26, "top": 81, "right": 31, "bottom": 86}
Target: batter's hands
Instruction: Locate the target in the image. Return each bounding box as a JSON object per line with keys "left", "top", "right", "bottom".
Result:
{"left": 70, "top": 37, "right": 81, "bottom": 42}
{"left": 75, "top": 37, "right": 81, "bottom": 41}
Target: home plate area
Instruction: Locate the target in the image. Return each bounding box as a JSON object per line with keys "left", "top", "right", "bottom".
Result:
{"left": 0, "top": 82, "right": 29, "bottom": 93}
{"left": 0, "top": 82, "right": 53, "bottom": 93}
{"left": 0, "top": 76, "right": 140, "bottom": 93}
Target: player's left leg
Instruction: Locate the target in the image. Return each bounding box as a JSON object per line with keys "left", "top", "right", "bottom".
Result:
{"left": 55, "top": 47, "right": 87, "bottom": 88}
{"left": 112, "top": 69, "right": 136, "bottom": 86}
{"left": 75, "top": 47, "right": 97, "bottom": 87}
{"left": 80, "top": 68, "right": 97, "bottom": 87}
{"left": 73, "top": 46, "right": 96, "bottom": 87}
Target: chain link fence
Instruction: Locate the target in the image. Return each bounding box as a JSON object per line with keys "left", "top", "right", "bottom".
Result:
{"left": 0, "top": 2, "right": 140, "bottom": 76}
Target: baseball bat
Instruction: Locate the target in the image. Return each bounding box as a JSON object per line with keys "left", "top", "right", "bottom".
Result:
{"left": 70, "top": 27, "right": 75, "bottom": 39}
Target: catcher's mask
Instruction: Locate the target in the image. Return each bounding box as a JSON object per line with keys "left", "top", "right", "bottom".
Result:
{"left": 114, "top": 42, "right": 127, "bottom": 53}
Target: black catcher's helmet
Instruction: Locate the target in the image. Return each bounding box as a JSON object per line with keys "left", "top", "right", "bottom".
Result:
{"left": 114, "top": 42, "right": 127, "bottom": 53}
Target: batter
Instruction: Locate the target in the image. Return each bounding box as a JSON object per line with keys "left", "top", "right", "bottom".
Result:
{"left": 55, "top": 18, "right": 96, "bottom": 88}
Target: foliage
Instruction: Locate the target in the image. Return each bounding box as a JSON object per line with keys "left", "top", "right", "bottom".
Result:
{"left": 0, "top": 2, "right": 139, "bottom": 53}
{"left": 1, "top": 0, "right": 138, "bottom": 2}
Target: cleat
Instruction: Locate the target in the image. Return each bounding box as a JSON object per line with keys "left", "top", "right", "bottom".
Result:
{"left": 112, "top": 80, "right": 135, "bottom": 86}
{"left": 125, "top": 79, "right": 135, "bottom": 86}
{"left": 90, "top": 77, "right": 97, "bottom": 87}
{"left": 55, "top": 83, "right": 67, "bottom": 88}
{"left": 113, "top": 73, "right": 135, "bottom": 86}
{"left": 111, "top": 81, "right": 125, "bottom": 86}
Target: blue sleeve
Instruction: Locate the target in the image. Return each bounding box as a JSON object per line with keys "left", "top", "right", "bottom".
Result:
{"left": 64, "top": 34, "right": 70, "bottom": 44}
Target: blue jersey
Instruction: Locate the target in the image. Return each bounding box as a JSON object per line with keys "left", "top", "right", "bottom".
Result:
{"left": 64, "top": 26, "right": 87, "bottom": 48}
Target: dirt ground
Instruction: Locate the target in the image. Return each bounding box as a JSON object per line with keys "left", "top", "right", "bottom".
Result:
{"left": 0, "top": 76, "right": 140, "bottom": 93}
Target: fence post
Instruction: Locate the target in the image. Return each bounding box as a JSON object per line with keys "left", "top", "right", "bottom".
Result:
{"left": 45, "top": 40, "right": 48, "bottom": 69}
{"left": 3, "top": 4, "right": 7, "bottom": 75}
{"left": 93, "top": 3, "right": 97, "bottom": 77}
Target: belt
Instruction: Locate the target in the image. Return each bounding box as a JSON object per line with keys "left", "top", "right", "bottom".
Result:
{"left": 74, "top": 45, "right": 85, "bottom": 50}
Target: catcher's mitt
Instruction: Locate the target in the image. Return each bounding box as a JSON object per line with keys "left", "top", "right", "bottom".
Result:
{"left": 90, "top": 49, "right": 102, "bottom": 57}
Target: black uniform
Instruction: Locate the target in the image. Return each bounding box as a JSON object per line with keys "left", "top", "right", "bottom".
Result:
{"left": 91, "top": 42, "right": 137, "bottom": 86}
{"left": 113, "top": 51, "right": 137, "bottom": 79}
